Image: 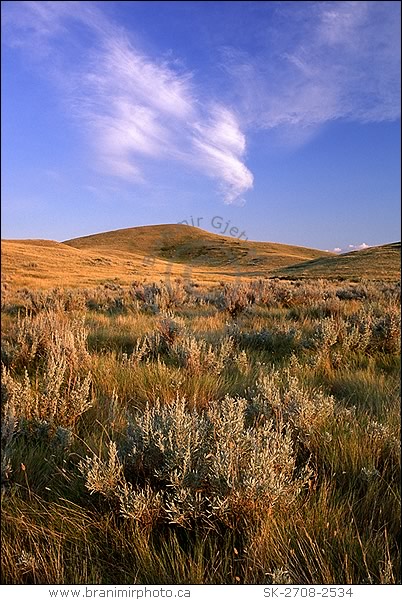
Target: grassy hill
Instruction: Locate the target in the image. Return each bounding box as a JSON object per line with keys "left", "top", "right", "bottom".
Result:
{"left": 2, "top": 225, "right": 399, "bottom": 289}
{"left": 1, "top": 237, "right": 178, "bottom": 290}
{"left": 1, "top": 225, "right": 328, "bottom": 289}
{"left": 64, "top": 224, "right": 327, "bottom": 267}
{"left": 277, "top": 242, "right": 401, "bottom": 281}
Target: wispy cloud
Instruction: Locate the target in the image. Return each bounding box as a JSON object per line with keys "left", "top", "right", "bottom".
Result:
{"left": 2, "top": 1, "right": 252, "bottom": 204}
{"left": 222, "top": 1, "right": 400, "bottom": 138}
{"left": 2, "top": 1, "right": 400, "bottom": 204}
{"left": 192, "top": 106, "right": 253, "bottom": 205}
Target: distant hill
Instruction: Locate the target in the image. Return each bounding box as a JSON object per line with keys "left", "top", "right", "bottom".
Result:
{"left": 1, "top": 225, "right": 399, "bottom": 289}
{"left": 64, "top": 224, "right": 328, "bottom": 268}
{"left": 276, "top": 242, "right": 401, "bottom": 280}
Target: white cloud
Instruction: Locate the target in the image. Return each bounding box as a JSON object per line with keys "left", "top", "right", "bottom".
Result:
{"left": 192, "top": 106, "right": 253, "bottom": 204}
{"left": 331, "top": 243, "right": 371, "bottom": 253}
{"left": 348, "top": 243, "right": 371, "bottom": 251}
{"left": 97, "top": 36, "right": 195, "bottom": 121}
{"left": 3, "top": 1, "right": 252, "bottom": 204}
{"left": 222, "top": 1, "right": 401, "bottom": 138}
{"left": 3, "top": 1, "right": 400, "bottom": 204}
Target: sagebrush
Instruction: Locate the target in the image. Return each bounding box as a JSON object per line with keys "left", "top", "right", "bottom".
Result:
{"left": 1, "top": 278, "right": 400, "bottom": 584}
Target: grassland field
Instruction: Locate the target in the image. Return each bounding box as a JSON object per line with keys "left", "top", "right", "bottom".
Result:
{"left": 1, "top": 226, "right": 400, "bottom": 584}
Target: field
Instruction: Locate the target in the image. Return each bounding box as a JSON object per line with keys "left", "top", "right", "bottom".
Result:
{"left": 1, "top": 270, "right": 400, "bottom": 584}
{"left": 2, "top": 227, "right": 400, "bottom": 294}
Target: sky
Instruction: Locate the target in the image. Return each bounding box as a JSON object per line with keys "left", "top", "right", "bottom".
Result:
{"left": 2, "top": 0, "right": 401, "bottom": 252}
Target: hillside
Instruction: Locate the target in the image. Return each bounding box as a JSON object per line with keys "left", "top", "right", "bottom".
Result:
{"left": 2, "top": 225, "right": 327, "bottom": 289}
{"left": 1, "top": 237, "right": 178, "bottom": 290}
{"left": 64, "top": 224, "right": 327, "bottom": 267}
{"left": 276, "top": 242, "right": 401, "bottom": 280}
{"left": 2, "top": 225, "right": 399, "bottom": 289}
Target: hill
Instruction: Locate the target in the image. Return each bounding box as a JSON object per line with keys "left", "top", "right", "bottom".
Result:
{"left": 2, "top": 225, "right": 399, "bottom": 289}
{"left": 276, "top": 242, "right": 401, "bottom": 280}
{"left": 1, "top": 236, "right": 180, "bottom": 290}
{"left": 64, "top": 224, "right": 327, "bottom": 267}
{"left": 2, "top": 225, "right": 327, "bottom": 289}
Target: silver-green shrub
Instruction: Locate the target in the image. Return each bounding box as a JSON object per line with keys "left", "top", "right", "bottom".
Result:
{"left": 254, "top": 367, "right": 335, "bottom": 445}
{"left": 80, "top": 395, "right": 310, "bottom": 528}
{"left": 2, "top": 356, "right": 92, "bottom": 429}
{"left": 7, "top": 310, "right": 89, "bottom": 370}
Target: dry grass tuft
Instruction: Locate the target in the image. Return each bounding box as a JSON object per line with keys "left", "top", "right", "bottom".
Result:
{"left": 1, "top": 276, "right": 400, "bottom": 583}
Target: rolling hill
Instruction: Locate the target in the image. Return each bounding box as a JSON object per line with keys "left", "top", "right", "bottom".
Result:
{"left": 1, "top": 225, "right": 400, "bottom": 289}
{"left": 277, "top": 242, "right": 401, "bottom": 280}
{"left": 64, "top": 224, "right": 328, "bottom": 268}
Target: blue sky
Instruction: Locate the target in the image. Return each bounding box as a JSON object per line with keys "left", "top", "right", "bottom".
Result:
{"left": 2, "top": 0, "right": 401, "bottom": 251}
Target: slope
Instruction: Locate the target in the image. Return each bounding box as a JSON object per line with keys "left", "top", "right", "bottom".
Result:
{"left": 64, "top": 224, "right": 328, "bottom": 268}
{"left": 276, "top": 242, "right": 401, "bottom": 280}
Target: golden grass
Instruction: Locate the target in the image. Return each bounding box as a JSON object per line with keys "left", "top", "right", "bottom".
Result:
{"left": 2, "top": 224, "right": 334, "bottom": 289}
{"left": 1, "top": 238, "right": 186, "bottom": 289}
{"left": 278, "top": 242, "right": 401, "bottom": 280}
{"left": 64, "top": 223, "right": 329, "bottom": 265}
{"left": 1, "top": 279, "right": 400, "bottom": 584}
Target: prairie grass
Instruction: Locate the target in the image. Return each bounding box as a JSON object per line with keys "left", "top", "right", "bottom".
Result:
{"left": 1, "top": 278, "right": 400, "bottom": 584}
